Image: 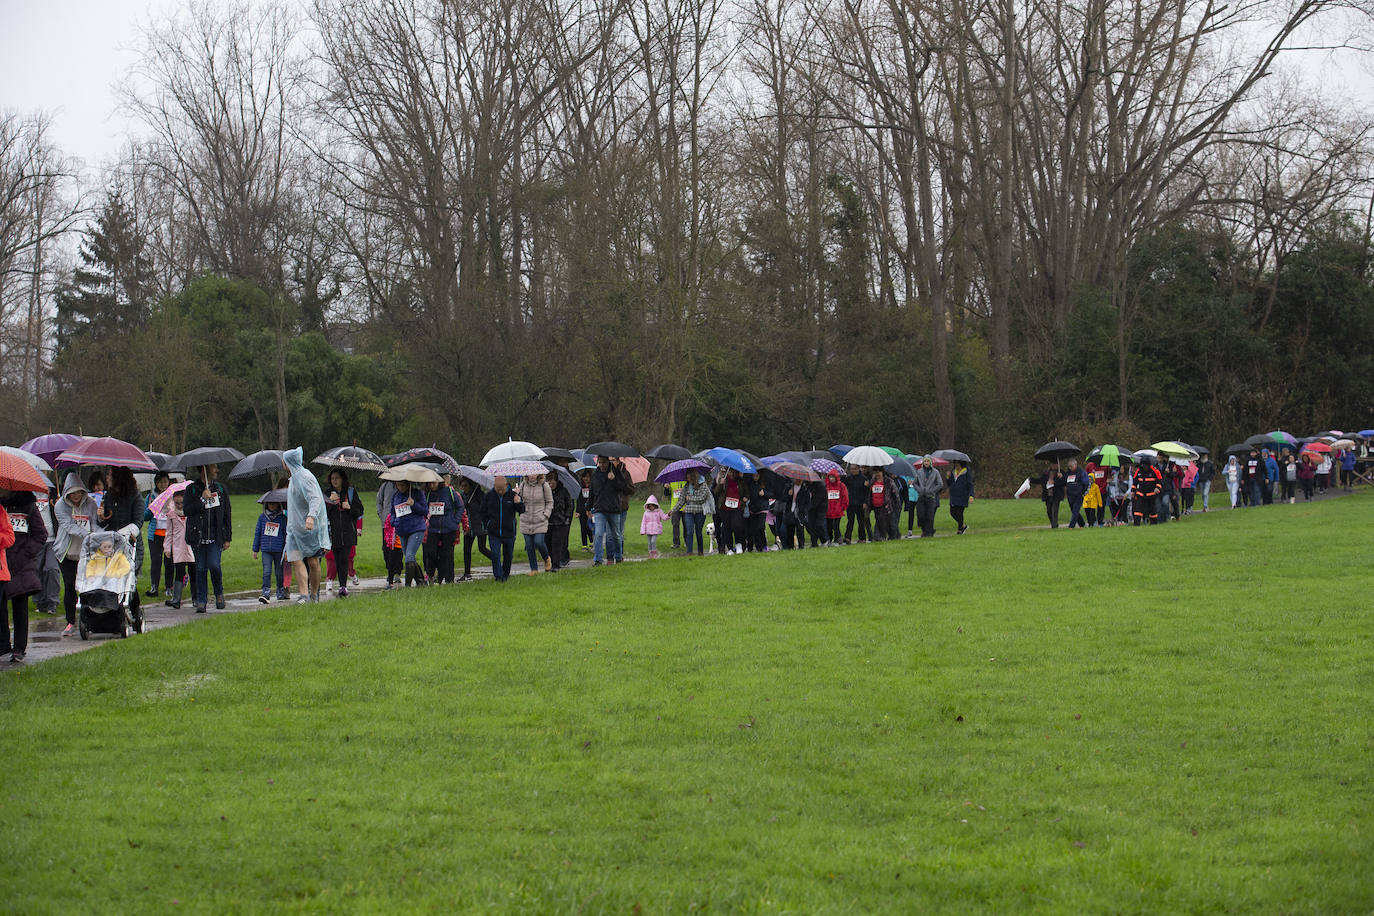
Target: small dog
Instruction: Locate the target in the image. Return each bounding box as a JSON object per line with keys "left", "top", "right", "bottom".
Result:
{"left": 703, "top": 521, "right": 717, "bottom": 554}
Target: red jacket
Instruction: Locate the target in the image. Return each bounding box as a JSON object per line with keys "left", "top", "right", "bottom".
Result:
{"left": 0, "top": 506, "right": 14, "bottom": 583}
{"left": 824, "top": 472, "right": 849, "bottom": 519}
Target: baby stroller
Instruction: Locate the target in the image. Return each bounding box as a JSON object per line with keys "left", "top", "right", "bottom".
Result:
{"left": 76, "top": 530, "right": 143, "bottom": 640}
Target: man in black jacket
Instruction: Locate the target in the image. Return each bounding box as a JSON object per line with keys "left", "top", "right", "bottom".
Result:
{"left": 589, "top": 456, "right": 633, "bottom": 565}
{"left": 184, "top": 464, "right": 232, "bottom": 612}
{"left": 842, "top": 468, "right": 870, "bottom": 544}
{"left": 481, "top": 476, "right": 524, "bottom": 582}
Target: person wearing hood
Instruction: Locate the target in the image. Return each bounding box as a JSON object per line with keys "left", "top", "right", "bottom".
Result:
{"left": 183, "top": 463, "right": 232, "bottom": 613}
{"left": 323, "top": 469, "right": 363, "bottom": 596}
{"left": 283, "top": 448, "right": 331, "bottom": 603}
{"left": 517, "top": 472, "right": 553, "bottom": 575}
{"left": 54, "top": 473, "right": 98, "bottom": 636}
{"left": 639, "top": 494, "right": 670, "bottom": 558}
{"left": 482, "top": 475, "right": 524, "bottom": 581}
{"left": 1132, "top": 456, "right": 1163, "bottom": 524}
{"left": 1, "top": 487, "right": 44, "bottom": 663}
{"left": 1223, "top": 455, "right": 1242, "bottom": 508}
{"left": 911, "top": 456, "right": 945, "bottom": 538}
{"left": 823, "top": 469, "right": 848, "bottom": 544}
{"left": 947, "top": 461, "right": 973, "bottom": 534}
{"left": 1262, "top": 449, "right": 1279, "bottom": 505}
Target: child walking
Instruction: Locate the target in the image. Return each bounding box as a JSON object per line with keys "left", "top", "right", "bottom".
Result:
{"left": 160, "top": 491, "right": 194, "bottom": 609}
{"left": 640, "top": 495, "right": 670, "bottom": 558}
{"left": 252, "top": 499, "right": 289, "bottom": 603}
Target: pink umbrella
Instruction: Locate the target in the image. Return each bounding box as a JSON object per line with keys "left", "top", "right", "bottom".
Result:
{"left": 147, "top": 480, "right": 192, "bottom": 519}
{"left": 622, "top": 456, "right": 650, "bottom": 484}
{"left": 54, "top": 437, "right": 158, "bottom": 471}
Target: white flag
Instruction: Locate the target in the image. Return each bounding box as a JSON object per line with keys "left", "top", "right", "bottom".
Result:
{"left": 1014, "top": 478, "right": 1031, "bottom": 499}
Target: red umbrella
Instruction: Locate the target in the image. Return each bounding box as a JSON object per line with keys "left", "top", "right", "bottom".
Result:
{"left": 0, "top": 451, "right": 50, "bottom": 492}
{"left": 54, "top": 437, "right": 158, "bottom": 471}
{"left": 1303, "top": 441, "right": 1332, "bottom": 454}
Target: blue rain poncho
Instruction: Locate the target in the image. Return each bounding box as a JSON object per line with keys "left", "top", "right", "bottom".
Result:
{"left": 283, "top": 447, "right": 331, "bottom": 561}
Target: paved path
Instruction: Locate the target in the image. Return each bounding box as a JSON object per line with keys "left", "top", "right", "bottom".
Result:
{"left": 8, "top": 485, "right": 1361, "bottom": 668}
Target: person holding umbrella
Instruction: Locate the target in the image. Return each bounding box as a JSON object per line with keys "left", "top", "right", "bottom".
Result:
{"left": 1, "top": 484, "right": 47, "bottom": 663}
{"left": 1242, "top": 446, "right": 1264, "bottom": 508}
{"left": 283, "top": 448, "right": 330, "bottom": 602}
{"left": 1035, "top": 462, "right": 1066, "bottom": 528}
{"left": 575, "top": 468, "right": 594, "bottom": 553}
{"left": 323, "top": 470, "right": 364, "bottom": 596}
{"left": 517, "top": 472, "right": 553, "bottom": 575}
{"left": 714, "top": 467, "right": 746, "bottom": 555}
{"left": 422, "top": 476, "right": 464, "bottom": 584}
{"left": 589, "top": 456, "right": 633, "bottom": 566}
{"left": 482, "top": 475, "right": 523, "bottom": 582}
{"left": 390, "top": 478, "right": 430, "bottom": 587}
{"left": 183, "top": 464, "right": 232, "bottom": 613}
{"left": 547, "top": 473, "right": 574, "bottom": 570}
{"left": 911, "top": 456, "right": 944, "bottom": 538}
{"left": 678, "top": 469, "right": 711, "bottom": 556}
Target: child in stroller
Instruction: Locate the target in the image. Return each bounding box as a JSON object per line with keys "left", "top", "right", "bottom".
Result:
{"left": 76, "top": 530, "right": 143, "bottom": 639}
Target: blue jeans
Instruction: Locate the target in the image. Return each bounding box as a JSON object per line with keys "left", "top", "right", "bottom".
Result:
{"left": 592, "top": 512, "right": 610, "bottom": 564}
{"left": 1200, "top": 480, "right": 1210, "bottom": 509}
{"left": 490, "top": 536, "right": 515, "bottom": 581}
{"left": 1247, "top": 480, "right": 1263, "bottom": 506}
{"left": 682, "top": 512, "right": 705, "bottom": 554}
{"left": 260, "top": 551, "right": 284, "bottom": 594}
{"left": 401, "top": 531, "right": 423, "bottom": 564}
{"left": 192, "top": 542, "right": 223, "bottom": 607}
{"left": 523, "top": 532, "right": 548, "bottom": 571}
{"left": 611, "top": 512, "right": 627, "bottom": 562}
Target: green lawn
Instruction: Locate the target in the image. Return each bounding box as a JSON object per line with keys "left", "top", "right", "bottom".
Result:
{"left": 3, "top": 493, "right": 1370, "bottom": 912}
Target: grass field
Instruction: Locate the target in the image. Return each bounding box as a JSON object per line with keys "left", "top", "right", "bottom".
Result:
{"left": 2, "top": 493, "right": 1371, "bottom": 912}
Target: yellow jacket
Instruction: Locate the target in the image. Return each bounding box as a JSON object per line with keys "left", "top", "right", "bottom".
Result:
{"left": 1082, "top": 476, "right": 1103, "bottom": 510}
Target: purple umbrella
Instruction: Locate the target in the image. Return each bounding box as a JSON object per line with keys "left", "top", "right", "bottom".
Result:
{"left": 20, "top": 433, "right": 85, "bottom": 464}
{"left": 54, "top": 437, "right": 158, "bottom": 471}
{"left": 810, "top": 457, "right": 843, "bottom": 476}
{"left": 654, "top": 458, "right": 711, "bottom": 484}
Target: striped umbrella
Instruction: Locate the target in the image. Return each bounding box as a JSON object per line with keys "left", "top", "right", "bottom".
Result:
{"left": 54, "top": 437, "right": 158, "bottom": 471}
{"left": 0, "top": 450, "right": 51, "bottom": 492}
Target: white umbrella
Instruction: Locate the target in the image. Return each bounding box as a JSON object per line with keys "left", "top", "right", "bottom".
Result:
{"left": 380, "top": 465, "right": 443, "bottom": 484}
{"left": 480, "top": 439, "right": 547, "bottom": 466}
{"left": 0, "top": 444, "right": 52, "bottom": 474}
{"left": 842, "top": 445, "right": 896, "bottom": 468}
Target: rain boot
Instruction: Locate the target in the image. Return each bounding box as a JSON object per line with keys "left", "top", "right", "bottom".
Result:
{"left": 167, "top": 577, "right": 185, "bottom": 610}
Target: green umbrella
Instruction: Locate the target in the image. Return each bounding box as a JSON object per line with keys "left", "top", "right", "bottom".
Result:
{"left": 880, "top": 445, "right": 905, "bottom": 458}
{"left": 1100, "top": 444, "right": 1122, "bottom": 468}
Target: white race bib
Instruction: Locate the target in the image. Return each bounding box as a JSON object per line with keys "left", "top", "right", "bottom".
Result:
{"left": 581, "top": 488, "right": 590, "bottom": 498}
{"left": 264, "top": 522, "right": 281, "bottom": 538}
{"left": 394, "top": 503, "right": 411, "bottom": 518}
{"left": 204, "top": 492, "right": 220, "bottom": 509}
{"left": 429, "top": 501, "right": 445, "bottom": 516}
{"left": 724, "top": 497, "right": 739, "bottom": 509}
{"left": 872, "top": 484, "right": 884, "bottom": 495}
{"left": 828, "top": 491, "right": 840, "bottom": 500}
{"left": 12, "top": 515, "right": 29, "bottom": 534}
{"left": 72, "top": 514, "right": 90, "bottom": 530}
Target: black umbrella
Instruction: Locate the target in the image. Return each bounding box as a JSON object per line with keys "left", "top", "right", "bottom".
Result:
{"left": 644, "top": 444, "right": 692, "bottom": 461}
{"left": 805, "top": 449, "right": 834, "bottom": 461}
{"left": 1243, "top": 433, "right": 1273, "bottom": 449}
{"left": 888, "top": 457, "right": 919, "bottom": 478}
{"left": 933, "top": 448, "right": 971, "bottom": 464}
{"left": 257, "top": 488, "right": 288, "bottom": 504}
{"left": 229, "top": 449, "right": 287, "bottom": 481}
{"left": 1225, "top": 442, "right": 1252, "bottom": 456}
{"left": 585, "top": 440, "right": 640, "bottom": 458}
{"left": 173, "top": 446, "right": 246, "bottom": 471}
{"left": 313, "top": 445, "right": 387, "bottom": 471}
{"left": 385, "top": 447, "right": 460, "bottom": 475}
{"left": 1187, "top": 444, "right": 1210, "bottom": 456}
{"left": 145, "top": 451, "right": 178, "bottom": 472}
{"left": 541, "top": 460, "right": 581, "bottom": 494}
{"left": 539, "top": 446, "right": 577, "bottom": 461}
{"left": 1034, "top": 441, "right": 1080, "bottom": 462}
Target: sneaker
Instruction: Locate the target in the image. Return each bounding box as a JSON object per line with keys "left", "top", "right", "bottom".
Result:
{"left": 324, "top": 582, "right": 333, "bottom": 592}
{"left": 145, "top": 587, "right": 159, "bottom": 597}
{"left": 295, "top": 595, "right": 310, "bottom": 604}
{"left": 277, "top": 590, "right": 289, "bottom": 600}
{"left": 350, "top": 574, "right": 360, "bottom": 586}
{"left": 9, "top": 653, "right": 23, "bottom": 664}
{"left": 215, "top": 596, "right": 226, "bottom": 610}
{"left": 194, "top": 605, "right": 207, "bottom": 614}
{"left": 62, "top": 623, "right": 75, "bottom": 637}
{"left": 165, "top": 587, "right": 173, "bottom": 598}
{"left": 258, "top": 594, "right": 269, "bottom": 604}
{"left": 338, "top": 587, "right": 348, "bottom": 598}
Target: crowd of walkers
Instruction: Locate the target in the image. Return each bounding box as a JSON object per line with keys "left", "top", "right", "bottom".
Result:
{"left": 0, "top": 432, "right": 1366, "bottom": 664}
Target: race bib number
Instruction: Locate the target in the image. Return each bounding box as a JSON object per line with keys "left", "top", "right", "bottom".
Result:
{"left": 724, "top": 497, "right": 739, "bottom": 509}
{"left": 429, "top": 502, "right": 445, "bottom": 516}
{"left": 1045, "top": 481, "right": 1054, "bottom": 491}
{"left": 872, "top": 484, "right": 884, "bottom": 495}
{"left": 12, "top": 516, "right": 28, "bottom": 534}
{"left": 828, "top": 491, "right": 840, "bottom": 500}
{"left": 264, "top": 522, "right": 281, "bottom": 538}
{"left": 394, "top": 503, "right": 411, "bottom": 518}
{"left": 73, "top": 514, "right": 90, "bottom": 530}
{"left": 204, "top": 492, "right": 221, "bottom": 509}
{"left": 581, "top": 488, "right": 590, "bottom": 498}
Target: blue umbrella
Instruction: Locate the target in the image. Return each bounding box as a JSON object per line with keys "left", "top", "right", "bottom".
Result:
{"left": 1359, "top": 429, "right": 1374, "bottom": 438}
{"left": 772, "top": 451, "right": 811, "bottom": 465}
{"left": 655, "top": 458, "right": 712, "bottom": 483}
{"left": 700, "top": 446, "right": 755, "bottom": 474}
{"left": 829, "top": 444, "right": 854, "bottom": 458}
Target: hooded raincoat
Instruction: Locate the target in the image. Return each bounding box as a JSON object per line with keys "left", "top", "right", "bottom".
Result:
{"left": 54, "top": 473, "right": 98, "bottom": 562}
{"left": 284, "top": 447, "right": 331, "bottom": 561}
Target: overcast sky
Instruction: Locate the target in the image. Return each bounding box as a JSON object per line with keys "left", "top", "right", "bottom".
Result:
{"left": 3, "top": 0, "right": 1372, "bottom": 177}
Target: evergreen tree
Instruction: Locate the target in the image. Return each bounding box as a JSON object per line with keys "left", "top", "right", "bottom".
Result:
{"left": 54, "top": 190, "right": 154, "bottom": 349}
